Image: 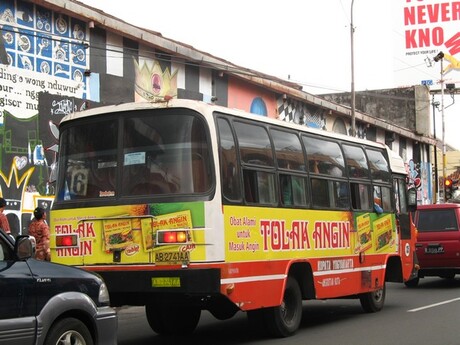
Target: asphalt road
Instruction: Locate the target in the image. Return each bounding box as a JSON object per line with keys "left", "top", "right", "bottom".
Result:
{"left": 117, "top": 277, "right": 460, "bottom": 345}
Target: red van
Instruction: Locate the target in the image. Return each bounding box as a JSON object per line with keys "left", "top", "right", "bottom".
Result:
{"left": 407, "top": 203, "right": 460, "bottom": 287}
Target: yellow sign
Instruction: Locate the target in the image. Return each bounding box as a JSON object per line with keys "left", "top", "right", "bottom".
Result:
{"left": 50, "top": 203, "right": 206, "bottom": 266}
{"left": 356, "top": 213, "right": 372, "bottom": 252}
{"left": 224, "top": 205, "right": 397, "bottom": 262}
{"left": 103, "top": 219, "right": 134, "bottom": 250}
{"left": 143, "top": 210, "right": 193, "bottom": 251}
{"left": 373, "top": 214, "right": 394, "bottom": 252}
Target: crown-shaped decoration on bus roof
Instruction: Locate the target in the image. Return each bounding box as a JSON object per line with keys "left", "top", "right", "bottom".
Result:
{"left": 134, "top": 59, "right": 178, "bottom": 101}
{"left": 0, "top": 159, "right": 35, "bottom": 202}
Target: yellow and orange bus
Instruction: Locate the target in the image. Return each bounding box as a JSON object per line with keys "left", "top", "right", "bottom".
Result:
{"left": 50, "top": 99, "right": 418, "bottom": 337}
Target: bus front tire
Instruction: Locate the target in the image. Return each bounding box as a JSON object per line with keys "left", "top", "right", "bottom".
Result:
{"left": 359, "top": 284, "right": 386, "bottom": 313}
{"left": 145, "top": 303, "right": 201, "bottom": 335}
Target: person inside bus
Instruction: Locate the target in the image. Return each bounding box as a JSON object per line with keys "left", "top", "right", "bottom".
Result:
{"left": 126, "top": 149, "right": 172, "bottom": 195}
{"left": 328, "top": 165, "right": 350, "bottom": 208}
{"left": 281, "top": 175, "right": 294, "bottom": 205}
{"left": 281, "top": 175, "right": 306, "bottom": 206}
{"left": 279, "top": 160, "right": 304, "bottom": 206}
{"left": 373, "top": 187, "right": 384, "bottom": 214}
{"left": 148, "top": 148, "right": 182, "bottom": 192}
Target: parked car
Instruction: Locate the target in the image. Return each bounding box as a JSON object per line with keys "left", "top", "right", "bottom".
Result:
{"left": 406, "top": 203, "right": 460, "bottom": 287}
{"left": 0, "top": 229, "right": 117, "bottom": 344}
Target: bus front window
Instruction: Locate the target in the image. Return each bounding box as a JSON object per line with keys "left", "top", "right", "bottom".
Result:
{"left": 57, "top": 119, "right": 118, "bottom": 201}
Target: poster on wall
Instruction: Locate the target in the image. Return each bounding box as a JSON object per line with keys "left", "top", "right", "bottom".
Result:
{"left": 393, "top": 0, "right": 460, "bottom": 85}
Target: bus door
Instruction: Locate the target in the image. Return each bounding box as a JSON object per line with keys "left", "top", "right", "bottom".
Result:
{"left": 393, "top": 177, "right": 418, "bottom": 281}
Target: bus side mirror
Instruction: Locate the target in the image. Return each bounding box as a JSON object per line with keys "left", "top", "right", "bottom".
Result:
{"left": 407, "top": 188, "right": 417, "bottom": 212}
{"left": 49, "top": 161, "right": 58, "bottom": 183}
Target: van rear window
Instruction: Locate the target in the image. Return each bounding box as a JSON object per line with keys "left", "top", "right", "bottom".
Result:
{"left": 417, "top": 209, "right": 458, "bottom": 232}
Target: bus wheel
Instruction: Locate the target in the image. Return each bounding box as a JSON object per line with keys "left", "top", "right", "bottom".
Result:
{"left": 263, "top": 277, "right": 302, "bottom": 337}
{"left": 145, "top": 303, "right": 201, "bottom": 335}
{"left": 359, "top": 284, "right": 386, "bottom": 313}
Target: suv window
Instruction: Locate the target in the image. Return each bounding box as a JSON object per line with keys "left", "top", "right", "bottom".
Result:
{"left": 417, "top": 209, "right": 458, "bottom": 232}
{"left": 0, "top": 236, "right": 11, "bottom": 260}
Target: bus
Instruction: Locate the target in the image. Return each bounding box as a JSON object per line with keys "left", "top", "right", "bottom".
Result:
{"left": 50, "top": 99, "right": 418, "bottom": 337}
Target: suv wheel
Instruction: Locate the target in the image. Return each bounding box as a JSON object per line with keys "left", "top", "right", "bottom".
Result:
{"left": 45, "top": 317, "right": 94, "bottom": 345}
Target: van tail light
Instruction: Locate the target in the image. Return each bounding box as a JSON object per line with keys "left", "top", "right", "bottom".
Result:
{"left": 157, "top": 230, "right": 188, "bottom": 244}
{"left": 56, "top": 234, "right": 78, "bottom": 247}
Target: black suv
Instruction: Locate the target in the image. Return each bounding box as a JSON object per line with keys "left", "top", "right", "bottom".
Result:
{"left": 0, "top": 229, "right": 117, "bottom": 344}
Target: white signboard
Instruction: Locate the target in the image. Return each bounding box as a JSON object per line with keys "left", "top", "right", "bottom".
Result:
{"left": 393, "top": 0, "right": 460, "bottom": 85}
{"left": 0, "top": 64, "right": 84, "bottom": 119}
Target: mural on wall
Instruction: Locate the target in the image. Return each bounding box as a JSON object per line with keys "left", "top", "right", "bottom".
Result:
{"left": 355, "top": 123, "right": 367, "bottom": 139}
{"left": 227, "top": 76, "right": 276, "bottom": 117}
{"left": 0, "top": 0, "right": 89, "bottom": 234}
{"left": 249, "top": 97, "right": 267, "bottom": 116}
{"left": 277, "top": 96, "right": 325, "bottom": 129}
{"left": 407, "top": 159, "right": 432, "bottom": 205}
{"left": 134, "top": 59, "right": 178, "bottom": 102}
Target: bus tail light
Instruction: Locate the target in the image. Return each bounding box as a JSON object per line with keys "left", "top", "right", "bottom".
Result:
{"left": 56, "top": 234, "right": 78, "bottom": 247}
{"left": 157, "top": 230, "right": 188, "bottom": 244}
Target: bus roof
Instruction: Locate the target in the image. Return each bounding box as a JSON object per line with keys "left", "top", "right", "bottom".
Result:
{"left": 63, "top": 99, "right": 406, "bottom": 174}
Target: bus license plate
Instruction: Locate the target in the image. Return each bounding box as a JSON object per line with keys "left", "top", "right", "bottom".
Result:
{"left": 152, "top": 277, "right": 181, "bottom": 288}
{"left": 155, "top": 251, "right": 190, "bottom": 264}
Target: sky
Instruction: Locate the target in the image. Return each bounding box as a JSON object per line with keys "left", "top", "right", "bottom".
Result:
{"left": 78, "top": 0, "right": 460, "bottom": 149}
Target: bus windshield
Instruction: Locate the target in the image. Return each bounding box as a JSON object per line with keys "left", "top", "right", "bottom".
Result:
{"left": 56, "top": 108, "right": 212, "bottom": 201}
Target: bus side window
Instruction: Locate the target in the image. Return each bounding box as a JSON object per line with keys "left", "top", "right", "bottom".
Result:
{"left": 303, "top": 136, "right": 345, "bottom": 176}
{"left": 257, "top": 172, "right": 276, "bottom": 204}
{"left": 192, "top": 153, "right": 207, "bottom": 192}
{"left": 351, "top": 183, "right": 371, "bottom": 210}
{"left": 243, "top": 170, "right": 276, "bottom": 204}
{"left": 381, "top": 186, "right": 392, "bottom": 211}
{"left": 332, "top": 181, "right": 350, "bottom": 209}
{"left": 366, "top": 149, "right": 391, "bottom": 182}
{"left": 281, "top": 174, "right": 308, "bottom": 206}
{"left": 280, "top": 175, "right": 292, "bottom": 205}
{"left": 343, "top": 144, "right": 370, "bottom": 178}
{"left": 374, "top": 185, "right": 392, "bottom": 211}
{"left": 217, "top": 118, "right": 242, "bottom": 201}
{"left": 394, "top": 178, "right": 408, "bottom": 214}
{"left": 311, "top": 178, "right": 329, "bottom": 208}
{"left": 243, "top": 170, "right": 256, "bottom": 202}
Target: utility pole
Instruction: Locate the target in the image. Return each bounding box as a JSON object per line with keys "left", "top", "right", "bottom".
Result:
{"left": 441, "top": 61, "right": 447, "bottom": 202}
{"left": 433, "top": 51, "right": 447, "bottom": 202}
{"left": 431, "top": 97, "right": 439, "bottom": 203}
{"left": 350, "top": 0, "right": 356, "bottom": 137}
